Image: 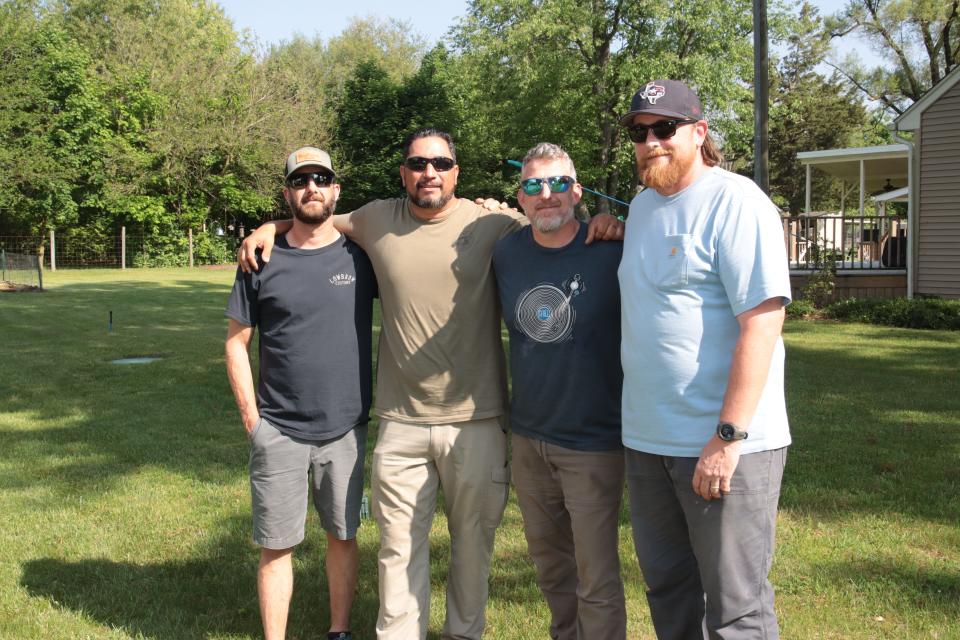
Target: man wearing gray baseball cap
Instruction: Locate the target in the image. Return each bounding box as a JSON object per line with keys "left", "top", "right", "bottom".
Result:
{"left": 226, "top": 146, "right": 376, "bottom": 640}
{"left": 618, "top": 80, "right": 792, "bottom": 639}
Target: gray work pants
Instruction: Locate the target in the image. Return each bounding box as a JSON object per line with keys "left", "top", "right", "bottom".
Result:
{"left": 625, "top": 447, "right": 787, "bottom": 640}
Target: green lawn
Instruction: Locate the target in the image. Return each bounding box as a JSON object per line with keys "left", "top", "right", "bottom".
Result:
{"left": 1, "top": 268, "right": 958, "bottom": 639}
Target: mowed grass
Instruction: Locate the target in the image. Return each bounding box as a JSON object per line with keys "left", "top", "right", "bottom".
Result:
{"left": 0, "top": 268, "right": 958, "bottom": 639}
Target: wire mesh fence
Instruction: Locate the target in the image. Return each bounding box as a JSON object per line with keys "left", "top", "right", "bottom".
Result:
{"left": 1, "top": 249, "right": 42, "bottom": 291}
{"left": 0, "top": 229, "right": 239, "bottom": 270}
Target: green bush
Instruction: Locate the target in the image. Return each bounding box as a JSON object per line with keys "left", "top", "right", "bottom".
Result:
{"left": 801, "top": 265, "right": 836, "bottom": 309}
{"left": 824, "top": 297, "right": 960, "bottom": 330}
{"left": 132, "top": 230, "right": 232, "bottom": 267}
{"left": 787, "top": 298, "right": 818, "bottom": 319}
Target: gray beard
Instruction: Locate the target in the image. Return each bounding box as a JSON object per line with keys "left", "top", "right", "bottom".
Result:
{"left": 412, "top": 192, "right": 454, "bottom": 210}
{"left": 531, "top": 209, "right": 574, "bottom": 233}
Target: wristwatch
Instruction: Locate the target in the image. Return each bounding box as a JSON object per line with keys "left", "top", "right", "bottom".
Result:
{"left": 716, "top": 422, "right": 748, "bottom": 442}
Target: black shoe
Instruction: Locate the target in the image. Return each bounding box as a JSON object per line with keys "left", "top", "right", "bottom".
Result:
{"left": 328, "top": 633, "right": 352, "bottom": 640}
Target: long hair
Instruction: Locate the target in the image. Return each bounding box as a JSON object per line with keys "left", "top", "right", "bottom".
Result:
{"left": 701, "top": 133, "right": 723, "bottom": 167}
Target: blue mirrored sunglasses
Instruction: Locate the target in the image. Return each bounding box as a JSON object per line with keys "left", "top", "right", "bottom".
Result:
{"left": 520, "top": 175, "right": 575, "bottom": 196}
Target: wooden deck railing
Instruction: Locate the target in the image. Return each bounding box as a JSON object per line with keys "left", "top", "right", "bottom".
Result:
{"left": 782, "top": 214, "right": 907, "bottom": 271}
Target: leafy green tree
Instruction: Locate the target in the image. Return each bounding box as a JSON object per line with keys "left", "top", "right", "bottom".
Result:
{"left": 825, "top": 0, "right": 959, "bottom": 115}
{"left": 331, "top": 60, "right": 404, "bottom": 211}
{"left": 0, "top": 6, "right": 110, "bottom": 242}
{"left": 768, "top": 2, "right": 889, "bottom": 213}
{"left": 330, "top": 46, "right": 462, "bottom": 211}
{"left": 450, "top": 0, "right": 760, "bottom": 214}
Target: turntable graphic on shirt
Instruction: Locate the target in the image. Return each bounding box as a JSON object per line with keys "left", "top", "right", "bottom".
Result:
{"left": 514, "top": 274, "right": 585, "bottom": 344}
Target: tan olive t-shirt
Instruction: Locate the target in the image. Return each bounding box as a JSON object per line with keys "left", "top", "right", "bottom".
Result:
{"left": 342, "top": 197, "right": 525, "bottom": 424}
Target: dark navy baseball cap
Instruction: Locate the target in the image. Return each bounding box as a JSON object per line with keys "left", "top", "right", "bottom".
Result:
{"left": 619, "top": 80, "right": 704, "bottom": 125}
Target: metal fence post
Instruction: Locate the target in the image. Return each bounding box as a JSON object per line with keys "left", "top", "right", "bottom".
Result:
{"left": 121, "top": 225, "right": 126, "bottom": 270}
{"left": 49, "top": 228, "right": 56, "bottom": 271}
{"left": 1, "top": 249, "right": 6, "bottom": 281}
{"left": 188, "top": 228, "right": 194, "bottom": 268}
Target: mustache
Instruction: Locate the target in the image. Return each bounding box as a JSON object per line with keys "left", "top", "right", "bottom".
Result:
{"left": 643, "top": 150, "right": 671, "bottom": 166}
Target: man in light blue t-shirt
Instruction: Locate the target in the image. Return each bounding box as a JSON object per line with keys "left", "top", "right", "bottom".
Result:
{"left": 617, "top": 80, "right": 792, "bottom": 639}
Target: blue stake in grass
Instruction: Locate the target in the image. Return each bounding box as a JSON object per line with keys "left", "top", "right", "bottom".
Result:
{"left": 109, "top": 310, "right": 112, "bottom": 333}
{"left": 506, "top": 159, "right": 630, "bottom": 216}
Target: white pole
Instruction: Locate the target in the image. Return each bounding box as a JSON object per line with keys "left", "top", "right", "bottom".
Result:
{"left": 121, "top": 225, "right": 126, "bottom": 270}
{"left": 49, "top": 228, "right": 56, "bottom": 271}
{"left": 860, "top": 160, "right": 867, "bottom": 218}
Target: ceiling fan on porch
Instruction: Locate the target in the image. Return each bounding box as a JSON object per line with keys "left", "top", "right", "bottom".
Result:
{"left": 869, "top": 178, "right": 899, "bottom": 196}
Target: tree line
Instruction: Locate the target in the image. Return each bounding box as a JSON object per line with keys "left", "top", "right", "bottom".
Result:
{"left": 1, "top": 0, "right": 954, "bottom": 264}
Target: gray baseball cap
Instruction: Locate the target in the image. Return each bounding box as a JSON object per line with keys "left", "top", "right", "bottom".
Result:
{"left": 619, "top": 80, "right": 704, "bottom": 126}
{"left": 284, "top": 146, "right": 335, "bottom": 179}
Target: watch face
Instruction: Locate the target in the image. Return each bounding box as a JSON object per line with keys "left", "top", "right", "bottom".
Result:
{"left": 718, "top": 423, "right": 746, "bottom": 441}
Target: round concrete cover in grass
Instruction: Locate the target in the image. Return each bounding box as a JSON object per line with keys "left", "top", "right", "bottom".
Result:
{"left": 110, "top": 357, "right": 162, "bottom": 365}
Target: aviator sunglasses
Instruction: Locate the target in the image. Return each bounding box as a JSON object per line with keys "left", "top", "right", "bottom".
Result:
{"left": 626, "top": 119, "right": 697, "bottom": 143}
{"left": 286, "top": 171, "right": 335, "bottom": 188}
{"left": 404, "top": 156, "right": 456, "bottom": 172}
{"left": 520, "top": 175, "right": 575, "bottom": 196}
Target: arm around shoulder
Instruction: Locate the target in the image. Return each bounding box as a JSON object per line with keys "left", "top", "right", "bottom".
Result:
{"left": 237, "top": 219, "right": 292, "bottom": 273}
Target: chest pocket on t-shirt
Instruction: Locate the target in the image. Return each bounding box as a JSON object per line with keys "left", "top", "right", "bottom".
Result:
{"left": 651, "top": 234, "right": 692, "bottom": 289}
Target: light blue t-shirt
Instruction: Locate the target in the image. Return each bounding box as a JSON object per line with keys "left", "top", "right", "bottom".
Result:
{"left": 618, "top": 167, "right": 792, "bottom": 457}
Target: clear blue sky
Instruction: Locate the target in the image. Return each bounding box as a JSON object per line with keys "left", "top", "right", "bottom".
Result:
{"left": 217, "top": 0, "right": 470, "bottom": 47}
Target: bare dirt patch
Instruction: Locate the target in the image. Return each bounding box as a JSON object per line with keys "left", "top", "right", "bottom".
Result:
{"left": 0, "top": 281, "right": 41, "bottom": 292}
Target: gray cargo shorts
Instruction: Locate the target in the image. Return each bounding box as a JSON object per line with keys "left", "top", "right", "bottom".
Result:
{"left": 248, "top": 417, "right": 366, "bottom": 549}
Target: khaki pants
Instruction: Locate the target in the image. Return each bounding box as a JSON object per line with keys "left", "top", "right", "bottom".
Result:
{"left": 512, "top": 433, "right": 626, "bottom": 640}
{"left": 371, "top": 418, "right": 509, "bottom": 639}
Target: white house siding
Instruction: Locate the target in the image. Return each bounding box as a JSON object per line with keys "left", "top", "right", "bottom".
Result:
{"left": 918, "top": 80, "right": 960, "bottom": 298}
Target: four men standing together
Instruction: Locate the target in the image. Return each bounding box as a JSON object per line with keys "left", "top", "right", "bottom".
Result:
{"left": 227, "top": 78, "right": 791, "bottom": 639}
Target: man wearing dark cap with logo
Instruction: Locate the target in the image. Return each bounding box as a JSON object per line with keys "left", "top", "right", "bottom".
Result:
{"left": 617, "top": 81, "right": 792, "bottom": 639}
{"left": 225, "top": 146, "right": 376, "bottom": 640}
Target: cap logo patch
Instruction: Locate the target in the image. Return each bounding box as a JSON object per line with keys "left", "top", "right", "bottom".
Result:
{"left": 296, "top": 150, "right": 325, "bottom": 164}
{"left": 641, "top": 82, "right": 666, "bottom": 104}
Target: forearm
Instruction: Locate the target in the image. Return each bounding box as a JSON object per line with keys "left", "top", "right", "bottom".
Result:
{"left": 225, "top": 330, "right": 258, "bottom": 429}
{"left": 719, "top": 299, "right": 785, "bottom": 427}
{"left": 262, "top": 219, "right": 292, "bottom": 235}
{"left": 331, "top": 212, "right": 355, "bottom": 237}
{"left": 693, "top": 299, "right": 784, "bottom": 499}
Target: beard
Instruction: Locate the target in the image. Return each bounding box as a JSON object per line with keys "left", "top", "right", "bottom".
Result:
{"left": 412, "top": 193, "right": 454, "bottom": 209}
{"left": 530, "top": 206, "right": 574, "bottom": 233}
{"left": 410, "top": 180, "right": 454, "bottom": 210}
{"left": 640, "top": 146, "right": 697, "bottom": 190}
{"left": 289, "top": 197, "right": 335, "bottom": 225}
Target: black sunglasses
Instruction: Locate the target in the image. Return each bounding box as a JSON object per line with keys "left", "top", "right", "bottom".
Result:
{"left": 286, "top": 171, "right": 335, "bottom": 188}
{"left": 520, "top": 175, "right": 575, "bottom": 196}
{"left": 404, "top": 156, "right": 455, "bottom": 172}
{"left": 626, "top": 119, "right": 697, "bottom": 143}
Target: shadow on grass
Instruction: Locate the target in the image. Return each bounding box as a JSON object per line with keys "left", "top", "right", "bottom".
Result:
{"left": 19, "top": 516, "right": 384, "bottom": 640}
{"left": 782, "top": 322, "right": 960, "bottom": 524}
{"left": 0, "top": 277, "right": 369, "bottom": 498}
{"left": 816, "top": 557, "right": 960, "bottom": 616}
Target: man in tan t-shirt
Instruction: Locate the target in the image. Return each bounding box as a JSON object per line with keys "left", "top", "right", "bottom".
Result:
{"left": 239, "top": 128, "right": 622, "bottom": 639}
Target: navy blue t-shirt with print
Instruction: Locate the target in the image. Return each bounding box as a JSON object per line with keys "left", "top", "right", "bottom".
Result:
{"left": 492, "top": 222, "right": 623, "bottom": 451}
{"left": 225, "top": 234, "right": 376, "bottom": 442}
